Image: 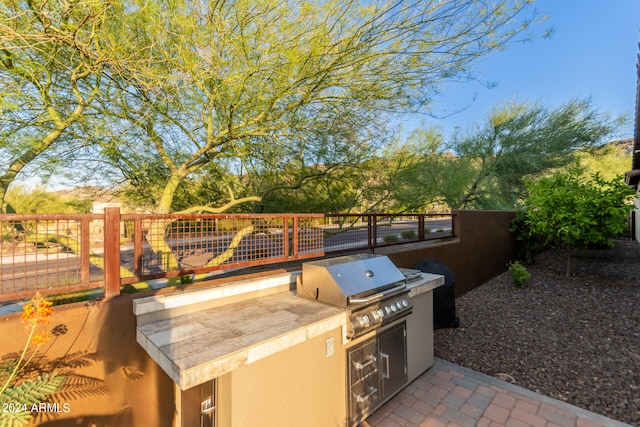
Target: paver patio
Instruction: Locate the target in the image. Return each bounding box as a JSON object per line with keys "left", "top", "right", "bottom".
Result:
{"left": 361, "top": 358, "right": 631, "bottom": 427}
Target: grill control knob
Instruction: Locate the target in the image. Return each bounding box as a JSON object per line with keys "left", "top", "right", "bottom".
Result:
{"left": 377, "top": 309, "right": 384, "bottom": 318}
{"left": 390, "top": 304, "right": 397, "bottom": 313}
{"left": 395, "top": 302, "right": 402, "bottom": 310}
{"left": 362, "top": 314, "right": 370, "bottom": 324}
{"left": 402, "top": 300, "right": 409, "bottom": 308}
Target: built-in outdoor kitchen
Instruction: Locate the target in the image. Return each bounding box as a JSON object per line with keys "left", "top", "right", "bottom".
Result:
{"left": 134, "top": 254, "right": 444, "bottom": 427}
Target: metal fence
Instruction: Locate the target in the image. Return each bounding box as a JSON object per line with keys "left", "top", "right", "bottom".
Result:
{"left": 0, "top": 210, "right": 454, "bottom": 302}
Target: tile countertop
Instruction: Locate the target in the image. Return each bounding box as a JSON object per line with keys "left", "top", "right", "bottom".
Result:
{"left": 134, "top": 271, "right": 443, "bottom": 390}
{"left": 407, "top": 272, "right": 444, "bottom": 297}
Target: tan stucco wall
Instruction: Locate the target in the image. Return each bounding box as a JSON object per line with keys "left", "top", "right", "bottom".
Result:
{"left": 1, "top": 294, "right": 176, "bottom": 427}
{"left": 223, "top": 328, "right": 347, "bottom": 427}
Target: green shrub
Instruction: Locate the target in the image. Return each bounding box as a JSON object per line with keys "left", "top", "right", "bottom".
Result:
{"left": 524, "top": 171, "right": 635, "bottom": 276}
{"left": 508, "top": 260, "right": 530, "bottom": 288}
{"left": 383, "top": 234, "right": 399, "bottom": 243}
{"left": 509, "top": 210, "right": 545, "bottom": 264}
{"left": 401, "top": 229, "right": 417, "bottom": 240}
{"left": 180, "top": 274, "right": 194, "bottom": 284}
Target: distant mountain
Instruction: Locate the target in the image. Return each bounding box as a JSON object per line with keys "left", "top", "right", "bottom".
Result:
{"left": 53, "top": 186, "right": 118, "bottom": 204}
{"left": 607, "top": 138, "right": 634, "bottom": 155}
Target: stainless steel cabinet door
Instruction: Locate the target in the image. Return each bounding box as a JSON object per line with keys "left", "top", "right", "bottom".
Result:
{"left": 348, "top": 338, "right": 380, "bottom": 424}
{"left": 377, "top": 321, "right": 407, "bottom": 398}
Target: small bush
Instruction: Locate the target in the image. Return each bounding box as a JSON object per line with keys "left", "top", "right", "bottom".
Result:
{"left": 401, "top": 229, "right": 417, "bottom": 240}
{"left": 383, "top": 234, "right": 399, "bottom": 243}
{"left": 509, "top": 210, "right": 545, "bottom": 264}
{"left": 508, "top": 260, "right": 531, "bottom": 288}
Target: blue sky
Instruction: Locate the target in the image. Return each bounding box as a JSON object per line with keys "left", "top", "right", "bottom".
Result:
{"left": 407, "top": 0, "right": 640, "bottom": 141}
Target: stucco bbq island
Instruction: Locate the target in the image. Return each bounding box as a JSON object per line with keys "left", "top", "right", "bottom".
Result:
{"left": 133, "top": 255, "right": 444, "bottom": 427}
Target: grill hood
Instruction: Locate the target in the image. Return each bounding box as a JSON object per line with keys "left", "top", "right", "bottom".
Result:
{"left": 297, "top": 254, "right": 406, "bottom": 307}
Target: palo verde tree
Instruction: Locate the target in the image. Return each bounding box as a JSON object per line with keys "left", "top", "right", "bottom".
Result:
{"left": 523, "top": 171, "right": 635, "bottom": 277}
{"left": 446, "top": 99, "right": 619, "bottom": 210}
{"left": 3, "top": 0, "right": 545, "bottom": 281}
{"left": 79, "top": 0, "right": 545, "bottom": 277}
{"left": 364, "top": 126, "right": 449, "bottom": 213}
{"left": 90, "top": 0, "right": 544, "bottom": 215}
{"left": 0, "top": 0, "right": 107, "bottom": 212}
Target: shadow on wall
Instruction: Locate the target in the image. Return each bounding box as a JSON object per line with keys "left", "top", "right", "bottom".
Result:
{"left": 92, "top": 294, "right": 175, "bottom": 427}
{"left": 0, "top": 294, "right": 175, "bottom": 427}
{"left": 38, "top": 407, "right": 133, "bottom": 427}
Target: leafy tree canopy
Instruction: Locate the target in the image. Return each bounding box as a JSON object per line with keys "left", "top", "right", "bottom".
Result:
{"left": 2, "top": 0, "right": 544, "bottom": 214}
{"left": 0, "top": 0, "right": 105, "bottom": 211}
{"left": 447, "top": 99, "right": 618, "bottom": 209}
{"left": 523, "top": 171, "right": 635, "bottom": 276}
{"left": 4, "top": 185, "right": 91, "bottom": 214}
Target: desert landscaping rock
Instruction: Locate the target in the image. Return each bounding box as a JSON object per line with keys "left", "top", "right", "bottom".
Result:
{"left": 434, "top": 239, "right": 640, "bottom": 426}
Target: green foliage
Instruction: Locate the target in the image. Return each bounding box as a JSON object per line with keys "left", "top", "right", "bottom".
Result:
{"left": 447, "top": 100, "right": 618, "bottom": 209}
{"left": 4, "top": 185, "right": 91, "bottom": 214}
{"left": 378, "top": 127, "right": 447, "bottom": 213}
{"left": 509, "top": 210, "right": 545, "bottom": 263}
{"left": 523, "top": 171, "right": 635, "bottom": 275}
{"left": 179, "top": 275, "right": 194, "bottom": 285}
{"left": 383, "top": 234, "right": 399, "bottom": 244}
{"left": 0, "top": 373, "right": 66, "bottom": 427}
{"left": 507, "top": 260, "right": 531, "bottom": 288}
{"left": 2, "top": 0, "right": 543, "bottom": 214}
{"left": 573, "top": 139, "right": 632, "bottom": 182}
{"left": 258, "top": 165, "right": 368, "bottom": 213}
{"left": 401, "top": 229, "right": 417, "bottom": 240}
{"left": 1, "top": 0, "right": 549, "bottom": 215}
{"left": 0, "top": 0, "right": 104, "bottom": 211}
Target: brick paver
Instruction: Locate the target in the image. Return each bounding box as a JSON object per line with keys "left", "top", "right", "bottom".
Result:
{"left": 361, "top": 359, "right": 632, "bottom": 427}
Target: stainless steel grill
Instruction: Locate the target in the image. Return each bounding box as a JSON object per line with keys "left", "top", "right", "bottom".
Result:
{"left": 297, "top": 254, "right": 421, "bottom": 425}
{"left": 296, "top": 254, "right": 414, "bottom": 339}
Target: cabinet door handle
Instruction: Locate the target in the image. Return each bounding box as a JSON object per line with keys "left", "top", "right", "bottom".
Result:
{"left": 355, "top": 387, "right": 378, "bottom": 403}
{"left": 354, "top": 356, "right": 376, "bottom": 370}
{"left": 380, "top": 352, "right": 390, "bottom": 378}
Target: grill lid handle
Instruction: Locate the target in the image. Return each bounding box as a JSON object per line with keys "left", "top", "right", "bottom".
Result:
{"left": 348, "top": 283, "right": 407, "bottom": 304}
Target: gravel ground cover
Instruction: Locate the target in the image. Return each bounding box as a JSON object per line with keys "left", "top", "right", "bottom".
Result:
{"left": 434, "top": 239, "right": 640, "bottom": 426}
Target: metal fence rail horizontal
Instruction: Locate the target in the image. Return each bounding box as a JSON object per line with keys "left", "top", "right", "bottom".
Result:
{"left": 0, "top": 210, "right": 454, "bottom": 302}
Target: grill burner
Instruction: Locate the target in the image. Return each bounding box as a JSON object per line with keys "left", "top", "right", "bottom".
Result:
{"left": 297, "top": 254, "right": 413, "bottom": 338}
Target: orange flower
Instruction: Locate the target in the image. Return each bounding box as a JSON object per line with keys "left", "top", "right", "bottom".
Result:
{"left": 20, "top": 292, "right": 53, "bottom": 328}
{"left": 31, "top": 330, "right": 52, "bottom": 347}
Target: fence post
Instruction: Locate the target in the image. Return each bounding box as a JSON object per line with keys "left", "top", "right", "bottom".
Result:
{"left": 368, "top": 214, "right": 378, "bottom": 252}
{"left": 103, "top": 207, "right": 121, "bottom": 299}
{"left": 80, "top": 217, "right": 91, "bottom": 284}
{"left": 133, "top": 217, "right": 143, "bottom": 278}
{"left": 289, "top": 216, "right": 297, "bottom": 258}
